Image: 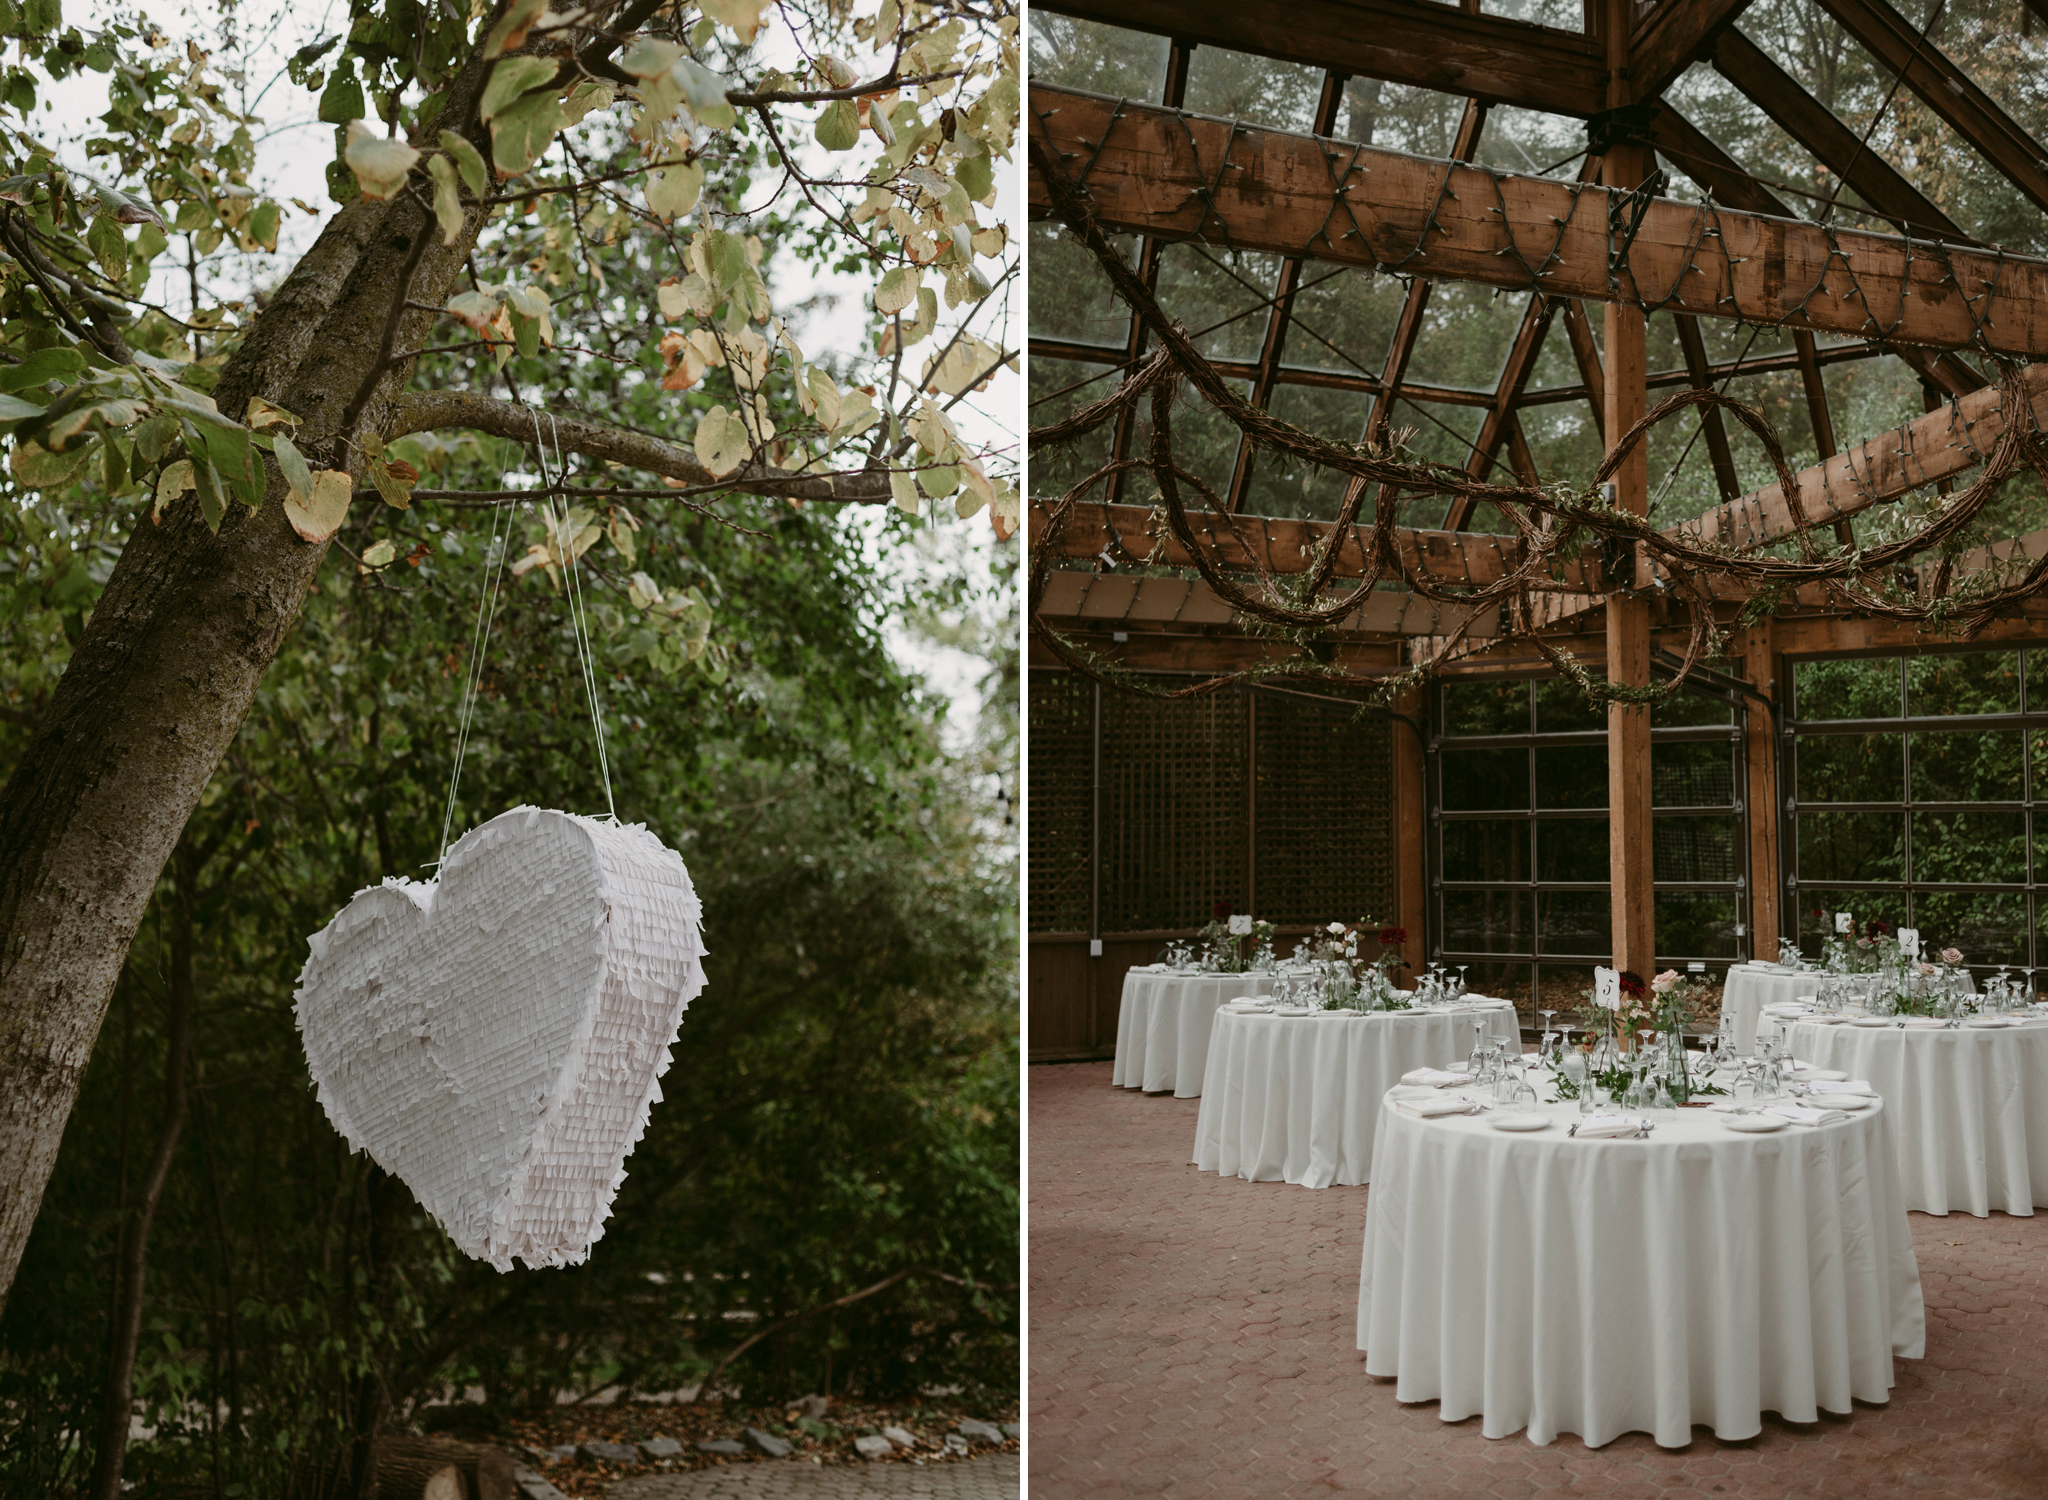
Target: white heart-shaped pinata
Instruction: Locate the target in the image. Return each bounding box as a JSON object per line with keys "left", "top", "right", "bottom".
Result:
{"left": 293, "top": 806, "right": 706, "bottom": 1271}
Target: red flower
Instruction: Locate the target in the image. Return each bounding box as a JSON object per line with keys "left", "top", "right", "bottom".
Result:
{"left": 1212, "top": 900, "right": 1234, "bottom": 920}
{"left": 1619, "top": 971, "right": 1647, "bottom": 999}
{"left": 1872, "top": 920, "right": 1891, "bottom": 936}
{"left": 1379, "top": 926, "right": 1406, "bottom": 945}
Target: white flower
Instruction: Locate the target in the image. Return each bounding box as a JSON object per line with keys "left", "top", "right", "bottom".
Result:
{"left": 1326, "top": 921, "right": 1345, "bottom": 936}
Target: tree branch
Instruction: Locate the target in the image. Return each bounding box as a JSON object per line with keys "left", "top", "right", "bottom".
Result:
{"left": 385, "top": 390, "right": 892, "bottom": 503}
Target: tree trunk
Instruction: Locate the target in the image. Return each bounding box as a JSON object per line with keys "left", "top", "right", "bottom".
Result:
{"left": 84, "top": 851, "right": 196, "bottom": 1500}
{"left": 0, "top": 61, "right": 502, "bottom": 1311}
{"left": 370, "top": 1451, "right": 463, "bottom": 1500}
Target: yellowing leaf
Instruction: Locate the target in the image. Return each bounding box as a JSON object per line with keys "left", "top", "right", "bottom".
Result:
{"left": 244, "top": 397, "right": 300, "bottom": 431}
{"left": 646, "top": 160, "right": 704, "bottom": 222}
{"left": 152, "top": 458, "right": 195, "bottom": 520}
{"left": 607, "top": 509, "right": 637, "bottom": 565}
{"left": 271, "top": 432, "right": 313, "bottom": 497}
{"left": 360, "top": 537, "right": 397, "bottom": 569}
{"left": 657, "top": 278, "right": 689, "bottom": 320}
{"left": 673, "top": 59, "right": 736, "bottom": 129}
{"left": 700, "top": 0, "right": 768, "bottom": 43}
{"left": 11, "top": 440, "right": 93, "bottom": 489}
{"left": 617, "top": 37, "right": 684, "bottom": 78}
{"left": 503, "top": 285, "right": 554, "bottom": 347}
{"left": 428, "top": 155, "right": 464, "bottom": 246}
{"left": 560, "top": 82, "right": 615, "bottom": 126}
{"left": 990, "top": 481, "right": 1019, "bottom": 541}
{"left": 888, "top": 468, "right": 920, "bottom": 517}
{"left": 923, "top": 335, "right": 1005, "bottom": 396}
{"left": 446, "top": 290, "right": 503, "bottom": 333}
{"left": 814, "top": 98, "right": 859, "bottom": 151}
{"left": 955, "top": 458, "right": 994, "bottom": 518}
{"left": 284, "top": 469, "right": 353, "bottom": 543}
{"left": 484, "top": 0, "right": 549, "bottom": 57}
{"left": 480, "top": 56, "right": 558, "bottom": 120}
{"left": 343, "top": 121, "right": 421, "bottom": 200}
{"left": 439, "top": 130, "right": 489, "bottom": 198}
{"left": 693, "top": 404, "right": 750, "bottom": 477}
{"left": 875, "top": 266, "right": 921, "bottom": 316}
{"left": 368, "top": 456, "right": 414, "bottom": 509}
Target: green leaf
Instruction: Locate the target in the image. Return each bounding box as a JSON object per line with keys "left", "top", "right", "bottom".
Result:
{"left": 917, "top": 464, "right": 960, "bottom": 498}
{"left": 0, "top": 391, "right": 46, "bottom": 422}
{"left": 245, "top": 200, "right": 280, "bottom": 253}
{"left": 814, "top": 99, "right": 859, "bottom": 152}
{"left": 317, "top": 62, "right": 364, "bottom": 126}
{"left": 889, "top": 468, "right": 920, "bottom": 516}
{"left": 439, "top": 131, "right": 488, "bottom": 199}
{"left": 954, "top": 145, "right": 993, "bottom": 204}
{"left": 483, "top": 0, "right": 548, "bottom": 57}
{"left": 673, "top": 59, "right": 735, "bottom": 130}
{"left": 480, "top": 57, "right": 557, "bottom": 122}
{"left": 645, "top": 160, "right": 704, "bottom": 223}
{"left": 489, "top": 91, "right": 563, "bottom": 177}
{"left": 0, "top": 345, "right": 85, "bottom": 393}
{"left": 10, "top": 438, "right": 91, "bottom": 489}
{"left": 271, "top": 432, "right": 313, "bottom": 498}
{"left": 875, "top": 266, "right": 921, "bottom": 316}
{"left": 427, "top": 155, "right": 463, "bottom": 246}
{"left": 509, "top": 307, "right": 540, "bottom": 360}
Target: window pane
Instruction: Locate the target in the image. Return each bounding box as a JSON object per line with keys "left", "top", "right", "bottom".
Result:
{"left": 1655, "top": 892, "right": 1742, "bottom": 959}
{"left": 1535, "top": 745, "right": 1607, "bottom": 808}
{"left": 1537, "top": 819, "right": 1609, "bottom": 882}
{"left": 1536, "top": 964, "right": 1599, "bottom": 1028}
{"left": 1026, "top": 12, "right": 1170, "bottom": 95}
{"left": 1912, "top": 891, "right": 2029, "bottom": 968}
{"left": 1797, "top": 734, "right": 1903, "bottom": 804}
{"left": 1655, "top": 816, "right": 1743, "bottom": 882}
{"left": 1155, "top": 245, "right": 1283, "bottom": 365}
{"left": 1906, "top": 651, "right": 2020, "bottom": 717}
{"left": 1795, "top": 658, "right": 1900, "bottom": 720}
{"left": 1441, "top": 748, "right": 1529, "bottom": 810}
{"left": 1441, "top": 820, "right": 1530, "bottom": 882}
{"left": 1910, "top": 731, "right": 2024, "bottom": 804}
{"left": 1443, "top": 680, "right": 1529, "bottom": 737}
{"left": 1443, "top": 889, "right": 1533, "bottom": 954}
{"left": 1797, "top": 891, "right": 1910, "bottom": 962}
{"left": 1653, "top": 740, "right": 1738, "bottom": 807}
{"left": 1799, "top": 811, "right": 1906, "bottom": 883}
{"left": 1028, "top": 223, "right": 1135, "bottom": 346}
{"left": 1535, "top": 678, "right": 1603, "bottom": 733}
{"left": 1911, "top": 811, "right": 2029, "bottom": 885}
{"left": 1028, "top": 358, "right": 1120, "bottom": 496}
{"left": 1182, "top": 49, "right": 1326, "bottom": 133}
{"left": 1539, "top": 890, "right": 1612, "bottom": 955}
{"left": 1653, "top": 689, "right": 1735, "bottom": 728}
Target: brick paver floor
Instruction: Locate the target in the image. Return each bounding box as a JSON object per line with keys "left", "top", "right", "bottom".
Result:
{"left": 609, "top": 1455, "right": 1019, "bottom": 1500}
{"left": 1028, "top": 1061, "right": 2048, "bottom": 1499}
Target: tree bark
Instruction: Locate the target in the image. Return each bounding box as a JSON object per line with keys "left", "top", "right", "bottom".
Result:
{"left": 84, "top": 849, "right": 195, "bottom": 1500}
{"left": 377, "top": 1435, "right": 516, "bottom": 1500}
{"left": 0, "top": 59, "right": 501, "bottom": 1310}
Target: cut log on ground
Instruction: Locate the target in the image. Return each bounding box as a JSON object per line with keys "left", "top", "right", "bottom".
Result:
{"left": 375, "top": 1434, "right": 517, "bottom": 1500}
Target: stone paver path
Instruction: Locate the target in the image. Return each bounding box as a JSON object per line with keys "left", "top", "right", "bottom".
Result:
{"left": 607, "top": 1456, "right": 1018, "bottom": 1500}
{"left": 1031, "top": 1059, "right": 2048, "bottom": 1499}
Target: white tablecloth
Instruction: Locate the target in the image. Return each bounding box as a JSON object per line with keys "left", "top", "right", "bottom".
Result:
{"left": 1112, "top": 969, "right": 1283, "bottom": 1096}
{"left": 1721, "top": 965, "right": 1823, "bottom": 1053}
{"left": 1358, "top": 1097, "right": 1924, "bottom": 1447}
{"left": 1788, "top": 1018, "right": 2048, "bottom": 1216}
{"left": 1192, "top": 1002, "right": 1521, "bottom": 1187}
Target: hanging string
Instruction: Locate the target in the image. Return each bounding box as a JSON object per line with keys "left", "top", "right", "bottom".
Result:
{"left": 436, "top": 482, "right": 513, "bottom": 870}
{"left": 532, "top": 409, "right": 617, "bottom": 822}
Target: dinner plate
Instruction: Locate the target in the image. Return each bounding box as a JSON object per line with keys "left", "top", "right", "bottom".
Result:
{"left": 1964, "top": 1016, "right": 2019, "bottom": 1028}
{"left": 1849, "top": 1017, "right": 1893, "bottom": 1027}
{"left": 1723, "top": 1113, "right": 1791, "bottom": 1132}
{"left": 1813, "top": 1093, "right": 1874, "bottom": 1110}
{"left": 1488, "top": 1112, "right": 1551, "bottom": 1132}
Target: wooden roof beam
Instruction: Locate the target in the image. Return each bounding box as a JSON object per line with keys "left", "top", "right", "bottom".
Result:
{"left": 1814, "top": 0, "right": 2048, "bottom": 216}
{"left": 1028, "top": 85, "right": 2048, "bottom": 355}
{"left": 1628, "top": 0, "right": 1757, "bottom": 99}
{"left": 1031, "top": 0, "right": 1605, "bottom": 118}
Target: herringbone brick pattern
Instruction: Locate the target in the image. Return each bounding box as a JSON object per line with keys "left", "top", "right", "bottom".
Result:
{"left": 1027, "top": 1061, "right": 2048, "bottom": 1499}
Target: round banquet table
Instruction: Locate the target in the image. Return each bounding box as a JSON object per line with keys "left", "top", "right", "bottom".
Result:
{"left": 1112, "top": 969, "right": 1285, "bottom": 1096}
{"left": 1786, "top": 1016, "right": 2048, "bottom": 1216}
{"left": 1357, "top": 1096, "right": 1925, "bottom": 1448}
{"left": 1723, "top": 965, "right": 1973, "bottom": 1053}
{"left": 1191, "top": 1001, "right": 1521, "bottom": 1187}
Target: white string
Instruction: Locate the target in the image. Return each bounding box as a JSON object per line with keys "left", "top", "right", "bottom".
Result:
{"left": 532, "top": 409, "right": 616, "bottom": 821}
{"left": 436, "top": 490, "right": 513, "bottom": 870}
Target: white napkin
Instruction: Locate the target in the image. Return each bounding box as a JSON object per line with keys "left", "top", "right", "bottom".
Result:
{"left": 1790, "top": 1064, "right": 1848, "bottom": 1080}
{"left": 1767, "top": 1103, "right": 1850, "bottom": 1126}
{"left": 1572, "top": 1114, "right": 1641, "bottom": 1139}
{"left": 1134, "top": 963, "right": 1168, "bottom": 973}
{"left": 1386, "top": 1084, "right": 1446, "bottom": 1102}
{"left": 1400, "top": 1067, "right": 1467, "bottom": 1089}
{"left": 1221, "top": 999, "right": 1272, "bottom": 1014}
{"left": 1393, "top": 1094, "right": 1481, "bottom": 1118}
{"left": 1802, "top": 1079, "right": 1874, "bottom": 1095}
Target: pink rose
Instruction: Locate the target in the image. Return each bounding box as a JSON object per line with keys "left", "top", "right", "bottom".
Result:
{"left": 1941, "top": 947, "right": 1964, "bottom": 965}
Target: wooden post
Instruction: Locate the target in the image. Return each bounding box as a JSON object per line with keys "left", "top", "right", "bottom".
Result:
{"left": 1603, "top": 0, "right": 1655, "bottom": 986}
{"left": 1743, "top": 623, "right": 1781, "bottom": 960}
{"left": 1393, "top": 684, "right": 1428, "bottom": 988}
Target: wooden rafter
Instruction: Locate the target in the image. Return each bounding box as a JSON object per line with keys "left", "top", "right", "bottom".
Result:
{"left": 1559, "top": 298, "right": 1606, "bottom": 439}
{"left": 1628, "top": 0, "right": 1757, "bottom": 99}
{"left": 1033, "top": 567, "right": 1508, "bottom": 638}
{"left": 1028, "top": 87, "right": 2048, "bottom": 354}
{"left": 1814, "top": 0, "right": 2048, "bottom": 216}
{"left": 1227, "top": 70, "right": 1351, "bottom": 510}
{"left": 1673, "top": 315, "right": 1742, "bottom": 502}
{"left": 1032, "top": 0, "right": 1604, "bottom": 117}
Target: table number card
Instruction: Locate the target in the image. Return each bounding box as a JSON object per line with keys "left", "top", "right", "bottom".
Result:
{"left": 1228, "top": 914, "right": 1253, "bottom": 935}
{"left": 1836, "top": 911, "right": 1855, "bottom": 935}
{"left": 1898, "top": 927, "right": 1920, "bottom": 957}
{"left": 1594, "top": 965, "right": 1621, "bottom": 1011}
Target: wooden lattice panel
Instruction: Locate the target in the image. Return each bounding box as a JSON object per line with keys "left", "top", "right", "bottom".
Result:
{"left": 1028, "top": 671, "right": 1095, "bottom": 934}
{"left": 1254, "top": 697, "right": 1396, "bottom": 926}
{"left": 1099, "top": 682, "right": 1249, "bottom": 932}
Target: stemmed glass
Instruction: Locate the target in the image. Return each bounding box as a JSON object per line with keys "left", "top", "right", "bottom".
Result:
{"left": 1456, "top": 964, "right": 1470, "bottom": 1000}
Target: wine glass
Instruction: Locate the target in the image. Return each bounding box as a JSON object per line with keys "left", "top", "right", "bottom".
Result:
{"left": 1457, "top": 964, "right": 1470, "bottom": 999}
